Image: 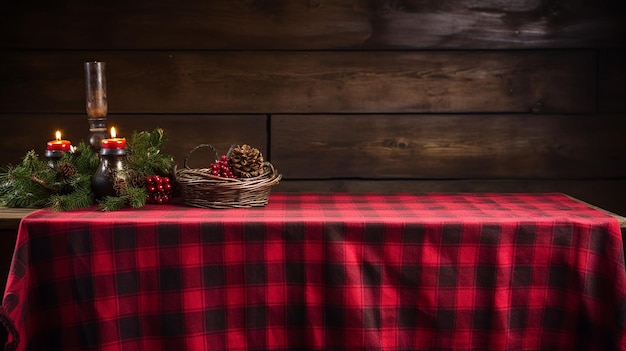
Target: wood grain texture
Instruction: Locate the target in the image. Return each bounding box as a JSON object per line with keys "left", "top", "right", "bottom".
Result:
{"left": 0, "top": 51, "right": 596, "bottom": 114}
{"left": 0, "top": 114, "right": 267, "bottom": 168}
{"left": 599, "top": 50, "right": 626, "bottom": 113}
{"left": 0, "top": 208, "right": 36, "bottom": 230}
{"left": 1, "top": 0, "right": 624, "bottom": 50}
{"left": 271, "top": 114, "right": 626, "bottom": 179}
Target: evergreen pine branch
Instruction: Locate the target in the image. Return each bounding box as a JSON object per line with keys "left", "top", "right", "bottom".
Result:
{"left": 21, "top": 150, "right": 48, "bottom": 174}
{"left": 98, "top": 186, "right": 147, "bottom": 211}
{"left": 48, "top": 186, "right": 94, "bottom": 211}
{"left": 127, "top": 128, "right": 174, "bottom": 177}
{"left": 30, "top": 174, "right": 60, "bottom": 194}
{"left": 0, "top": 165, "right": 15, "bottom": 199}
{"left": 66, "top": 142, "right": 99, "bottom": 175}
{"left": 67, "top": 173, "right": 93, "bottom": 190}
{"left": 98, "top": 195, "right": 128, "bottom": 212}
{"left": 0, "top": 151, "right": 55, "bottom": 208}
{"left": 1, "top": 188, "right": 50, "bottom": 208}
{"left": 123, "top": 186, "right": 148, "bottom": 208}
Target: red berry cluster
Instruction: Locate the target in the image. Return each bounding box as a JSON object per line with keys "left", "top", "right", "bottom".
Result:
{"left": 145, "top": 175, "right": 172, "bottom": 204}
{"left": 210, "top": 155, "right": 236, "bottom": 178}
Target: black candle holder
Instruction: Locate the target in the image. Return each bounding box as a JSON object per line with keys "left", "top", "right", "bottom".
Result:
{"left": 88, "top": 118, "right": 108, "bottom": 152}
{"left": 44, "top": 149, "right": 65, "bottom": 168}
{"left": 92, "top": 147, "right": 128, "bottom": 199}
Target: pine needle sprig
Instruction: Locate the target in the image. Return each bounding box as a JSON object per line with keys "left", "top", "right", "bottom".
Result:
{"left": 0, "top": 146, "right": 99, "bottom": 210}
{"left": 48, "top": 186, "right": 94, "bottom": 212}
{"left": 126, "top": 128, "right": 175, "bottom": 177}
{"left": 98, "top": 195, "right": 128, "bottom": 212}
{"left": 62, "top": 142, "right": 99, "bottom": 174}
{"left": 98, "top": 185, "right": 147, "bottom": 211}
{"left": 123, "top": 186, "right": 148, "bottom": 209}
{"left": 0, "top": 151, "right": 56, "bottom": 208}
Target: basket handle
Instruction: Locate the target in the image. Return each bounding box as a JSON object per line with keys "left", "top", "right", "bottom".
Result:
{"left": 183, "top": 144, "right": 218, "bottom": 169}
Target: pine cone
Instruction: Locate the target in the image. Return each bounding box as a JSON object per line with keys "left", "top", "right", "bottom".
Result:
{"left": 113, "top": 176, "right": 128, "bottom": 194}
{"left": 229, "top": 144, "right": 265, "bottom": 178}
{"left": 128, "top": 169, "right": 146, "bottom": 188}
{"left": 57, "top": 162, "right": 77, "bottom": 178}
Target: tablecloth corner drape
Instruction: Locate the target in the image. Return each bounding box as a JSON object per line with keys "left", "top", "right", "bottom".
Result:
{"left": 1, "top": 304, "right": 18, "bottom": 351}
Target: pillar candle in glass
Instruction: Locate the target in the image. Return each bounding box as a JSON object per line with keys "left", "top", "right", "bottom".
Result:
{"left": 45, "top": 130, "right": 71, "bottom": 167}
{"left": 92, "top": 127, "right": 128, "bottom": 199}
{"left": 85, "top": 61, "right": 108, "bottom": 151}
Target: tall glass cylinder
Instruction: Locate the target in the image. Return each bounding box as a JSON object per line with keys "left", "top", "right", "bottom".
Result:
{"left": 85, "top": 61, "right": 107, "bottom": 118}
{"left": 85, "top": 61, "right": 108, "bottom": 150}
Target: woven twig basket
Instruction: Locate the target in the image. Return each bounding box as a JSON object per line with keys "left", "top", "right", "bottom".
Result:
{"left": 175, "top": 144, "right": 281, "bottom": 208}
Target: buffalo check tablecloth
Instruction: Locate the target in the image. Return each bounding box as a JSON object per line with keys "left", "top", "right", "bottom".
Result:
{"left": 1, "top": 193, "right": 625, "bottom": 351}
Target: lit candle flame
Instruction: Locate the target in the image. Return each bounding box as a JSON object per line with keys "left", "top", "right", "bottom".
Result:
{"left": 110, "top": 127, "right": 117, "bottom": 139}
{"left": 55, "top": 130, "right": 61, "bottom": 141}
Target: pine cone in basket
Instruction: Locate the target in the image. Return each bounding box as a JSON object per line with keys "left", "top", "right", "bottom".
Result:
{"left": 229, "top": 144, "right": 265, "bottom": 178}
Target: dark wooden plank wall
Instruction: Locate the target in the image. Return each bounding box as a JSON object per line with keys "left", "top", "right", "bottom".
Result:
{"left": 1, "top": 1, "right": 625, "bottom": 202}
{"left": 0, "top": 1, "right": 625, "bottom": 289}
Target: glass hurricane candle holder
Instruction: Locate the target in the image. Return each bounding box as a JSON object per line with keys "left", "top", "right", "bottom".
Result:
{"left": 85, "top": 61, "right": 108, "bottom": 151}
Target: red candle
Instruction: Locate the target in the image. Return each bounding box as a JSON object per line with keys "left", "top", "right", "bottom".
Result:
{"left": 101, "top": 127, "right": 126, "bottom": 149}
{"left": 47, "top": 131, "right": 72, "bottom": 151}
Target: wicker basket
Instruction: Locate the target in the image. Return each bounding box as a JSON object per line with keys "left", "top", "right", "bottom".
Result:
{"left": 175, "top": 144, "right": 281, "bottom": 208}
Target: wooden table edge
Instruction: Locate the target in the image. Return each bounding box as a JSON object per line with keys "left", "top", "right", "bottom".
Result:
{"left": 0, "top": 207, "right": 38, "bottom": 230}
{"left": 562, "top": 194, "right": 626, "bottom": 229}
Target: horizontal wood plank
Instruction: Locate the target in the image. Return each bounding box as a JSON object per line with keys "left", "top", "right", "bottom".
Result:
{"left": 0, "top": 114, "right": 267, "bottom": 168}
{"left": 599, "top": 50, "right": 626, "bottom": 113}
{"left": 1, "top": 0, "right": 624, "bottom": 50}
{"left": 5, "top": 113, "right": 623, "bottom": 180}
{"left": 271, "top": 114, "right": 626, "bottom": 179}
{"left": 0, "top": 208, "right": 37, "bottom": 230}
{"left": 0, "top": 51, "right": 596, "bottom": 114}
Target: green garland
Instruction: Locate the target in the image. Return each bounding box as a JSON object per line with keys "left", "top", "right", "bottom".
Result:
{"left": 0, "top": 128, "right": 174, "bottom": 211}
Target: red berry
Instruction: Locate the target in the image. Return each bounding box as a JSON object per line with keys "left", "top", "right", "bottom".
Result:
{"left": 142, "top": 173, "right": 173, "bottom": 205}
{"left": 206, "top": 159, "right": 235, "bottom": 178}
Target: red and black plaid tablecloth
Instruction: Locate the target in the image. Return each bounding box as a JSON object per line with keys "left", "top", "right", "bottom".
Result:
{"left": 1, "top": 193, "right": 625, "bottom": 350}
